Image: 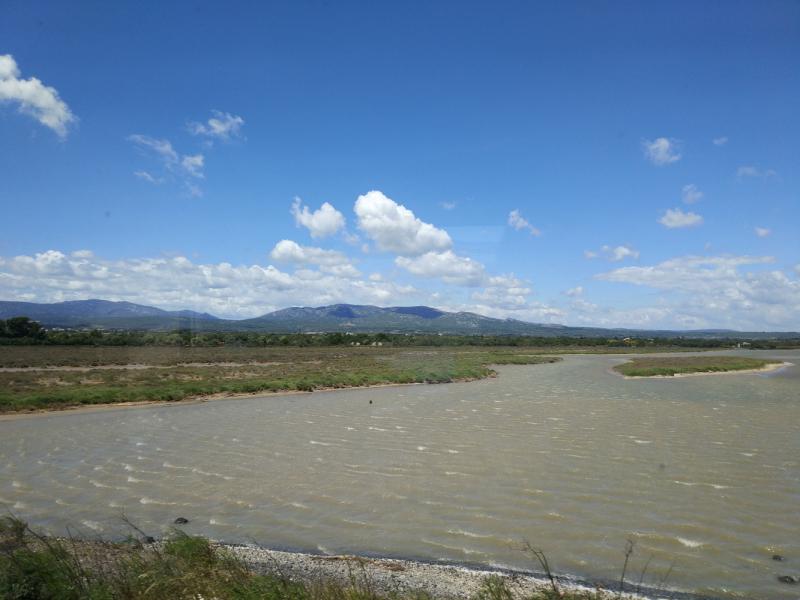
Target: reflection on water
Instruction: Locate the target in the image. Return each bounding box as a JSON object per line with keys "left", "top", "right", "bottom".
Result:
{"left": 2, "top": 350, "right": 798, "bottom": 599}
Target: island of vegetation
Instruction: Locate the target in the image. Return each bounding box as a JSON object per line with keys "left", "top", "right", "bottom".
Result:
{"left": 611, "top": 356, "right": 787, "bottom": 378}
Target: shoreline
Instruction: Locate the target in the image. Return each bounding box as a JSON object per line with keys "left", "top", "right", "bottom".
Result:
{"left": 0, "top": 376, "right": 494, "bottom": 422}
{"left": 221, "top": 544, "right": 689, "bottom": 600}
{"left": 612, "top": 360, "right": 794, "bottom": 379}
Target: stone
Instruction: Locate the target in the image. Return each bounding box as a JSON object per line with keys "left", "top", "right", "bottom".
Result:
{"left": 174, "top": 517, "right": 189, "bottom": 524}
{"left": 777, "top": 576, "right": 795, "bottom": 584}
{"left": 773, "top": 554, "right": 784, "bottom": 561}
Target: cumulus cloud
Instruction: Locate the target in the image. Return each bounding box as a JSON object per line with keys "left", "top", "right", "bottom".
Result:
{"left": 508, "top": 210, "right": 541, "bottom": 236}
{"left": 601, "top": 245, "right": 640, "bottom": 262}
{"left": 0, "top": 54, "right": 77, "bottom": 138}
{"left": 583, "top": 250, "right": 599, "bottom": 259}
{"left": 593, "top": 254, "right": 799, "bottom": 330}
{"left": 681, "top": 184, "right": 703, "bottom": 204}
{"left": 395, "top": 251, "right": 486, "bottom": 286}
{"left": 755, "top": 227, "right": 771, "bottom": 238}
{"left": 469, "top": 274, "right": 533, "bottom": 309}
{"left": 0, "top": 249, "right": 414, "bottom": 318}
{"left": 658, "top": 208, "right": 704, "bottom": 228}
{"left": 794, "top": 264, "right": 800, "bottom": 278}
{"left": 713, "top": 137, "right": 728, "bottom": 146}
{"left": 188, "top": 110, "right": 244, "bottom": 141}
{"left": 642, "top": 138, "right": 681, "bottom": 166}
{"left": 291, "top": 197, "right": 346, "bottom": 239}
{"left": 355, "top": 191, "right": 452, "bottom": 256}
{"left": 268, "top": 240, "right": 353, "bottom": 269}
{"left": 563, "top": 286, "right": 586, "bottom": 296}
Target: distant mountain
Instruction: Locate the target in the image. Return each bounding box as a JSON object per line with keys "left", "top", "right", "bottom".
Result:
{"left": 0, "top": 300, "right": 219, "bottom": 323}
{"left": 0, "top": 300, "right": 795, "bottom": 339}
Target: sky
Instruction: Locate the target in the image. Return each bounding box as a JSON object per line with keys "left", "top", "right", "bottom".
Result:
{"left": 0, "top": 1, "right": 798, "bottom": 331}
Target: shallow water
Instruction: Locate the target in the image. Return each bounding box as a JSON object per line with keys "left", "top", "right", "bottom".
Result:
{"left": 2, "top": 350, "right": 798, "bottom": 599}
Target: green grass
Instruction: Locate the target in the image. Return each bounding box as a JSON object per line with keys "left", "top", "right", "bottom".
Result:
{"left": 612, "top": 356, "right": 783, "bottom": 377}
{"left": 0, "top": 347, "right": 561, "bottom": 413}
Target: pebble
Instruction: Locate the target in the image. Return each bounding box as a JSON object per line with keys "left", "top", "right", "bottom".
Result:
{"left": 173, "top": 517, "right": 189, "bottom": 524}
{"left": 777, "top": 575, "right": 795, "bottom": 584}
{"left": 220, "top": 545, "right": 673, "bottom": 599}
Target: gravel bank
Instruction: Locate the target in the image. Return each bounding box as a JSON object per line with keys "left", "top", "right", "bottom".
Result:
{"left": 221, "top": 545, "right": 692, "bottom": 600}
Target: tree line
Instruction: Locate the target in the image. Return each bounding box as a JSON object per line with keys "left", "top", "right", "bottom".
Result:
{"left": 1, "top": 317, "right": 796, "bottom": 349}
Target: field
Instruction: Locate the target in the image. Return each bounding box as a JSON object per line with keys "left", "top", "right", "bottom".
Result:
{"left": 611, "top": 355, "right": 783, "bottom": 377}
{"left": 0, "top": 346, "right": 563, "bottom": 413}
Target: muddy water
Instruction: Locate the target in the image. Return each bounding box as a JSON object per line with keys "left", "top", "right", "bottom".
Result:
{"left": 1, "top": 350, "right": 798, "bottom": 599}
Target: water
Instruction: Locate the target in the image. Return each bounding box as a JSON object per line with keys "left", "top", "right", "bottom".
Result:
{"left": 2, "top": 350, "right": 798, "bottom": 599}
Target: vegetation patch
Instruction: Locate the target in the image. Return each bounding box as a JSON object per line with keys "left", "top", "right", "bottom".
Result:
{"left": 612, "top": 356, "right": 783, "bottom": 378}
{"left": 0, "top": 347, "right": 561, "bottom": 413}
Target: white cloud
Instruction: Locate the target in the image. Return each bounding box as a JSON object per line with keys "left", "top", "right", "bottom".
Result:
{"left": 563, "top": 286, "right": 586, "bottom": 296}
{"left": 184, "top": 182, "right": 203, "bottom": 197}
{"left": 134, "top": 171, "right": 163, "bottom": 184}
{"left": 737, "top": 167, "right": 780, "bottom": 180}
{"left": 128, "top": 135, "right": 179, "bottom": 165}
{"left": 570, "top": 298, "right": 598, "bottom": 313}
{"left": 755, "top": 227, "right": 771, "bottom": 238}
{"left": 794, "top": 264, "right": 800, "bottom": 278}
{"left": 268, "top": 240, "right": 352, "bottom": 268}
{"left": 642, "top": 138, "right": 681, "bottom": 166}
{"left": 583, "top": 250, "right": 599, "bottom": 259}
{"left": 395, "top": 250, "right": 486, "bottom": 286}
{"left": 181, "top": 154, "right": 205, "bottom": 178}
{"left": 0, "top": 54, "right": 77, "bottom": 138}
{"left": 127, "top": 134, "right": 205, "bottom": 179}
{"left": 291, "top": 197, "right": 346, "bottom": 239}
{"left": 601, "top": 245, "right": 640, "bottom": 262}
{"left": 508, "top": 210, "right": 541, "bottom": 236}
{"left": 593, "top": 254, "right": 799, "bottom": 330}
{"left": 0, "top": 249, "right": 415, "bottom": 319}
{"left": 658, "top": 208, "right": 704, "bottom": 229}
{"left": 188, "top": 110, "right": 244, "bottom": 141}
{"left": 355, "top": 190, "right": 452, "bottom": 256}
{"left": 713, "top": 137, "right": 728, "bottom": 146}
{"left": 681, "top": 184, "right": 703, "bottom": 204}
{"left": 469, "top": 273, "right": 533, "bottom": 309}
{"left": 441, "top": 202, "right": 456, "bottom": 210}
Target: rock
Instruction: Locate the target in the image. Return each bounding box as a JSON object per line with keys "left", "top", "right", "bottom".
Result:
{"left": 773, "top": 554, "right": 784, "bottom": 561}
{"left": 140, "top": 535, "right": 156, "bottom": 544}
{"left": 173, "top": 517, "right": 189, "bottom": 524}
{"left": 777, "top": 576, "right": 795, "bottom": 584}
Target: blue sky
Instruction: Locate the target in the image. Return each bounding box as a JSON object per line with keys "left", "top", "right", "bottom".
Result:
{"left": 1, "top": 1, "right": 798, "bottom": 330}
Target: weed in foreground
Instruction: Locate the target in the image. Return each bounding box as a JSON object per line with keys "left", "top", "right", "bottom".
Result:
{"left": 1, "top": 516, "right": 674, "bottom": 600}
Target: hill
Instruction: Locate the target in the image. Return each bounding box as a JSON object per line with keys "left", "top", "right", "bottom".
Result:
{"left": 0, "top": 300, "right": 796, "bottom": 340}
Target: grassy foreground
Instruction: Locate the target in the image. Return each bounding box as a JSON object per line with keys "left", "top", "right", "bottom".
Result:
{"left": 612, "top": 356, "right": 783, "bottom": 378}
{"left": 0, "top": 516, "right": 651, "bottom": 600}
{"left": 0, "top": 346, "right": 561, "bottom": 414}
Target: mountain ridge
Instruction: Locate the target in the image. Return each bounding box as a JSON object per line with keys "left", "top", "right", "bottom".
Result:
{"left": 0, "top": 300, "right": 795, "bottom": 339}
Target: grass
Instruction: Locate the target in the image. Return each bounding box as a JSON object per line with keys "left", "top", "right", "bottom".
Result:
{"left": 0, "top": 516, "right": 667, "bottom": 600}
{"left": 611, "top": 356, "right": 783, "bottom": 378}
{"left": 0, "top": 347, "right": 562, "bottom": 413}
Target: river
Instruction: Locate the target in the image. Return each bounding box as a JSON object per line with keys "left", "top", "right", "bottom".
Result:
{"left": 1, "top": 350, "right": 798, "bottom": 599}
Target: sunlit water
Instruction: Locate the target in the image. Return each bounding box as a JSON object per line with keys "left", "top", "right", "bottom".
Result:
{"left": 2, "top": 350, "right": 798, "bottom": 599}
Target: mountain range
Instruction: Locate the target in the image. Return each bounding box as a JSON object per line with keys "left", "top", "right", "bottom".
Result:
{"left": 0, "top": 299, "right": 795, "bottom": 339}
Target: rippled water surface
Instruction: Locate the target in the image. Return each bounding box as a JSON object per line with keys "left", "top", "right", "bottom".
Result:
{"left": 2, "top": 350, "right": 798, "bottom": 599}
